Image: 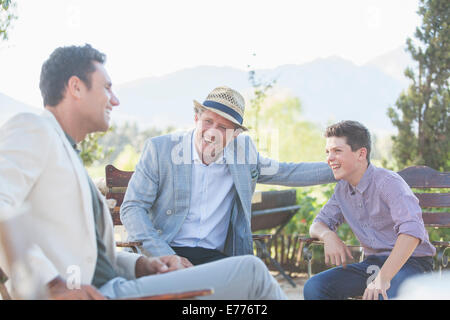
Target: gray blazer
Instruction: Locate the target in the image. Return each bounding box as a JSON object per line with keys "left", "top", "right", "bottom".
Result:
{"left": 121, "top": 130, "right": 335, "bottom": 257}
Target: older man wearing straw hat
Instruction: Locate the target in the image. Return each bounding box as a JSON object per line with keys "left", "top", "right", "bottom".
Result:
{"left": 121, "top": 86, "right": 335, "bottom": 266}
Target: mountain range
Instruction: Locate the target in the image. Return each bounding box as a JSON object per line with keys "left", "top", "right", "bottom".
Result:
{"left": 1, "top": 46, "right": 413, "bottom": 134}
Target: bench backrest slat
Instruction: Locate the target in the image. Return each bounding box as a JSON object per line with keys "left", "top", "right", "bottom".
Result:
{"left": 422, "top": 212, "right": 450, "bottom": 228}
{"left": 251, "top": 190, "right": 297, "bottom": 211}
{"left": 251, "top": 206, "right": 300, "bottom": 231}
{"left": 415, "top": 193, "right": 450, "bottom": 208}
{"left": 397, "top": 166, "right": 450, "bottom": 188}
{"left": 105, "top": 165, "right": 133, "bottom": 225}
{"left": 397, "top": 165, "right": 450, "bottom": 230}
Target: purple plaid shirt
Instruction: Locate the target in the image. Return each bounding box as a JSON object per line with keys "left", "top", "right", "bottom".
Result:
{"left": 314, "top": 164, "right": 436, "bottom": 257}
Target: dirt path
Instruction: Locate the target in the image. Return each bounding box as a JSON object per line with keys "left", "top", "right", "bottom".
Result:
{"left": 273, "top": 272, "right": 308, "bottom": 300}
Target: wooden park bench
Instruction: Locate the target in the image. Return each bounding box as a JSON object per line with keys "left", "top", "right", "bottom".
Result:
{"left": 105, "top": 165, "right": 301, "bottom": 287}
{"left": 301, "top": 165, "right": 450, "bottom": 278}
{"left": 251, "top": 189, "right": 301, "bottom": 287}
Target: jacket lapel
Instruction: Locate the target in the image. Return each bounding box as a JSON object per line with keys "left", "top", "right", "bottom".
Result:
{"left": 172, "top": 130, "right": 193, "bottom": 213}
{"left": 41, "top": 110, "right": 97, "bottom": 247}
{"left": 225, "top": 139, "right": 250, "bottom": 218}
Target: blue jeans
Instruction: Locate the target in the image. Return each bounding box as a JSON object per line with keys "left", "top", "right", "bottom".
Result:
{"left": 303, "top": 255, "right": 433, "bottom": 300}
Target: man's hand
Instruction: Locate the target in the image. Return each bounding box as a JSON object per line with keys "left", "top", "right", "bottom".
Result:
{"left": 47, "top": 276, "right": 106, "bottom": 300}
{"left": 363, "top": 274, "right": 390, "bottom": 300}
{"left": 135, "top": 256, "right": 169, "bottom": 277}
{"left": 322, "top": 231, "right": 353, "bottom": 268}
{"left": 160, "top": 255, "right": 193, "bottom": 271}
{"left": 362, "top": 234, "right": 419, "bottom": 300}
{"left": 135, "top": 255, "right": 193, "bottom": 278}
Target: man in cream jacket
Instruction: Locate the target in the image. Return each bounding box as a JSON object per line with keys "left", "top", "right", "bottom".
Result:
{"left": 0, "top": 44, "right": 286, "bottom": 300}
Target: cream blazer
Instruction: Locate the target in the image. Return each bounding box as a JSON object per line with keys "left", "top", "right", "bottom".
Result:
{"left": 0, "top": 110, "right": 140, "bottom": 288}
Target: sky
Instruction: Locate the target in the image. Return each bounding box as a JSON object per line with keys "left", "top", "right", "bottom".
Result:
{"left": 0, "top": 0, "right": 421, "bottom": 108}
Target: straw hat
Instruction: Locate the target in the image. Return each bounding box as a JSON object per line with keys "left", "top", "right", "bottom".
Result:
{"left": 193, "top": 86, "right": 248, "bottom": 131}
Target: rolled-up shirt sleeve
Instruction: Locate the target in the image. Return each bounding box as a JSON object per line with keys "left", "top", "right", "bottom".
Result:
{"left": 379, "top": 175, "right": 427, "bottom": 243}
{"left": 313, "top": 192, "right": 345, "bottom": 232}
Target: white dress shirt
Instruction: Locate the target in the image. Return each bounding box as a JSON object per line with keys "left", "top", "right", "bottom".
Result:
{"left": 170, "top": 132, "right": 235, "bottom": 252}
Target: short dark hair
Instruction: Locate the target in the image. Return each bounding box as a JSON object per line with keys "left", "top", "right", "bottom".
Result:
{"left": 325, "top": 120, "right": 371, "bottom": 162}
{"left": 39, "top": 44, "right": 106, "bottom": 107}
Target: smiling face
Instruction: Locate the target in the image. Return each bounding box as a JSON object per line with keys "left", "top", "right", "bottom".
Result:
{"left": 325, "top": 136, "right": 368, "bottom": 186}
{"left": 79, "top": 61, "right": 119, "bottom": 133}
{"left": 194, "top": 109, "right": 240, "bottom": 164}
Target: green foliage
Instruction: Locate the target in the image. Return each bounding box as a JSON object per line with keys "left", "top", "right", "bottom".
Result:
{"left": 0, "top": 0, "right": 17, "bottom": 41}
{"left": 82, "top": 122, "right": 175, "bottom": 177}
{"left": 78, "top": 128, "right": 114, "bottom": 167}
{"left": 284, "top": 188, "right": 322, "bottom": 235}
{"left": 413, "top": 188, "right": 450, "bottom": 242}
{"left": 371, "top": 133, "right": 395, "bottom": 169}
{"left": 96, "top": 122, "right": 173, "bottom": 166}
{"left": 284, "top": 184, "right": 359, "bottom": 244}
{"left": 245, "top": 69, "right": 327, "bottom": 163}
{"left": 388, "top": 0, "right": 449, "bottom": 171}
{"left": 113, "top": 144, "right": 141, "bottom": 171}
{"left": 427, "top": 226, "right": 450, "bottom": 243}
{"left": 247, "top": 67, "right": 276, "bottom": 147}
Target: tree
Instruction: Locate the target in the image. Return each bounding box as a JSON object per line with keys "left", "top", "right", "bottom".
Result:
{"left": 96, "top": 122, "right": 171, "bottom": 166}
{"left": 113, "top": 144, "right": 141, "bottom": 171}
{"left": 387, "top": 0, "right": 449, "bottom": 171}
{"left": 0, "top": 0, "right": 17, "bottom": 41}
{"left": 247, "top": 55, "right": 276, "bottom": 146}
{"left": 79, "top": 128, "right": 114, "bottom": 167}
{"left": 245, "top": 91, "right": 327, "bottom": 163}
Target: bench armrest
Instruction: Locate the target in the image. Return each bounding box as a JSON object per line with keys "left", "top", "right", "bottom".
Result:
{"left": 252, "top": 234, "right": 272, "bottom": 241}
{"left": 116, "top": 241, "right": 143, "bottom": 248}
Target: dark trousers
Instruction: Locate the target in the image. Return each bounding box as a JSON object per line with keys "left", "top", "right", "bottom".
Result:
{"left": 171, "top": 246, "right": 229, "bottom": 265}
